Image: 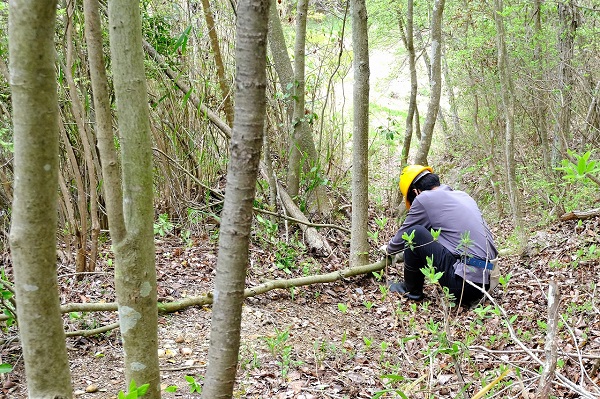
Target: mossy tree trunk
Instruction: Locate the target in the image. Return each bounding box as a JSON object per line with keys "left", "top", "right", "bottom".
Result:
{"left": 8, "top": 0, "right": 73, "bottom": 397}
{"left": 201, "top": 0, "right": 269, "bottom": 396}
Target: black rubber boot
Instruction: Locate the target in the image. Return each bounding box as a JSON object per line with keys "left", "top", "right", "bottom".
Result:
{"left": 389, "top": 281, "right": 424, "bottom": 301}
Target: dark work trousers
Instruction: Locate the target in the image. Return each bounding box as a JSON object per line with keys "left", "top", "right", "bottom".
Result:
{"left": 403, "top": 225, "right": 487, "bottom": 306}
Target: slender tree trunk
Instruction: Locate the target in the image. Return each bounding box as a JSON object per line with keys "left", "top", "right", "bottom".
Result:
{"left": 270, "top": 0, "right": 331, "bottom": 214}
{"left": 494, "top": 0, "right": 522, "bottom": 229}
{"left": 107, "top": 0, "right": 161, "bottom": 396}
{"left": 66, "top": 0, "right": 100, "bottom": 274}
{"left": 533, "top": 0, "right": 551, "bottom": 171}
{"left": 201, "top": 0, "right": 269, "bottom": 397}
{"left": 201, "top": 0, "right": 234, "bottom": 127}
{"left": 397, "top": 0, "right": 417, "bottom": 166}
{"left": 350, "top": 0, "right": 369, "bottom": 267}
{"left": 552, "top": 0, "right": 577, "bottom": 165}
{"left": 268, "top": 0, "right": 294, "bottom": 118}
{"left": 8, "top": 0, "right": 73, "bottom": 397}
{"left": 414, "top": 0, "right": 445, "bottom": 165}
{"left": 442, "top": 43, "right": 462, "bottom": 141}
{"left": 287, "top": 0, "right": 308, "bottom": 197}
{"left": 83, "top": 0, "right": 126, "bottom": 243}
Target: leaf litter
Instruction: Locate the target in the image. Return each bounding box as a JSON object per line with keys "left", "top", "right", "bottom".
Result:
{"left": 0, "top": 217, "right": 599, "bottom": 398}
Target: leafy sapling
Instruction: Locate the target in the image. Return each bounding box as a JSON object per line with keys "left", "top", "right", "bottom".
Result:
{"left": 401, "top": 229, "right": 416, "bottom": 251}
{"left": 421, "top": 255, "right": 444, "bottom": 285}
{"left": 117, "top": 380, "right": 149, "bottom": 399}
{"left": 185, "top": 375, "right": 203, "bottom": 393}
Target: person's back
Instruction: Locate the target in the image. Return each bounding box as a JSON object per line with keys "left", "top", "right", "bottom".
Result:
{"left": 415, "top": 185, "right": 497, "bottom": 262}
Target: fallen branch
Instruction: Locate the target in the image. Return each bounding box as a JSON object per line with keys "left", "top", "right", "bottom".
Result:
{"left": 1, "top": 258, "right": 388, "bottom": 326}
{"left": 537, "top": 281, "right": 560, "bottom": 399}
{"left": 275, "top": 181, "right": 333, "bottom": 257}
{"left": 559, "top": 207, "right": 600, "bottom": 221}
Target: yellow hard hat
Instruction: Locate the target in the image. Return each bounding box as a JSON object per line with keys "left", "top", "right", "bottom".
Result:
{"left": 399, "top": 165, "right": 433, "bottom": 209}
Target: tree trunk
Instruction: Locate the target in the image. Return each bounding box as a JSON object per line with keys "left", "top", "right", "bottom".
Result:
{"left": 201, "top": 0, "right": 234, "bottom": 127}
{"left": 107, "top": 0, "right": 161, "bottom": 396}
{"left": 268, "top": 0, "right": 294, "bottom": 118}
{"left": 552, "top": 0, "right": 577, "bottom": 165}
{"left": 66, "top": 0, "right": 100, "bottom": 274}
{"left": 494, "top": 0, "right": 522, "bottom": 229}
{"left": 287, "top": 0, "right": 309, "bottom": 197}
{"left": 397, "top": 0, "right": 417, "bottom": 166}
{"left": 350, "top": 0, "right": 369, "bottom": 267}
{"left": 414, "top": 0, "right": 445, "bottom": 165}
{"left": 83, "top": 0, "right": 126, "bottom": 243}
{"left": 201, "top": 0, "right": 269, "bottom": 397}
{"left": 8, "top": 0, "right": 73, "bottom": 397}
{"left": 533, "top": 0, "right": 551, "bottom": 171}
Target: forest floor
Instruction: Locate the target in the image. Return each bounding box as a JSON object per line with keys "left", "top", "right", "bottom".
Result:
{"left": 1, "top": 213, "right": 600, "bottom": 399}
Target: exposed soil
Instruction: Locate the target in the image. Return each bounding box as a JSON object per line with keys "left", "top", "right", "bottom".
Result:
{"left": 1, "top": 214, "right": 600, "bottom": 399}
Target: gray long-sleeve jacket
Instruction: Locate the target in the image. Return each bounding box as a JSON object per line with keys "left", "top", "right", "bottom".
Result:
{"left": 386, "top": 185, "right": 498, "bottom": 284}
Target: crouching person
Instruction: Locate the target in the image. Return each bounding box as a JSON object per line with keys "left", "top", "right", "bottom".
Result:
{"left": 383, "top": 165, "right": 498, "bottom": 307}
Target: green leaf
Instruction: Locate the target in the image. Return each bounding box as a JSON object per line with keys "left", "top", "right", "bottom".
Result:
{"left": 137, "top": 385, "right": 150, "bottom": 397}
{"left": 0, "top": 363, "right": 13, "bottom": 374}
{"left": 128, "top": 380, "right": 137, "bottom": 394}
{"left": 381, "top": 373, "right": 405, "bottom": 382}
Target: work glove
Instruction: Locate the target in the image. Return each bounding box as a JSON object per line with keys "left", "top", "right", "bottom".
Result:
{"left": 379, "top": 244, "right": 404, "bottom": 263}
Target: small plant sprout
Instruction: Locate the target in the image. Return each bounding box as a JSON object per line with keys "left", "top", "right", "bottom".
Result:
{"left": 153, "top": 213, "right": 174, "bottom": 237}
{"left": 375, "top": 216, "right": 388, "bottom": 229}
{"left": 457, "top": 230, "right": 474, "bottom": 257}
{"left": 263, "top": 328, "right": 290, "bottom": 356}
{"left": 555, "top": 149, "right": 600, "bottom": 181}
{"left": 363, "top": 336, "right": 373, "bottom": 350}
{"left": 363, "top": 300, "right": 374, "bottom": 310}
{"left": 498, "top": 272, "right": 512, "bottom": 288}
{"left": 401, "top": 229, "right": 416, "bottom": 250}
{"left": 118, "top": 380, "right": 150, "bottom": 399}
{"left": 367, "top": 230, "right": 379, "bottom": 242}
{"left": 337, "top": 303, "right": 348, "bottom": 314}
{"left": 379, "top": 284, "right": 388, "bottom": 301}
{"left": 372, "top": 270, "right": 383, "bottom": 281}
{"left": 184, "top": 375, "right": 203, "bottom": 393}
{"left": 421, "top": 255, "right": 444, "bottom": 285}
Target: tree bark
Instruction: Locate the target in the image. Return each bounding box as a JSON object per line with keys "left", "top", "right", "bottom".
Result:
{"left": 287, "top": 0, "right": 309, "bottom": 197}
{"left": 552, "top": 1, "right": 577, "bottom": 165}
{"left": 83, "top": 0, "right": 126, "bottom": 243}
{"left": 537, "top": 281, "right": 560, "bottom": 399}
{"left": 397, "top": 0, "right": 417, "bottom": 166}
{"left": 350, "top": 0, "right": 369, "bottom": 267}
{"left": 281, "top": 0, "right": 331, "bottom": 215}
{"left": 66, "top": 0, "right": 100, "bottom": 274}
{"left": 414, "top": 0, "right": 445, "bottom": 165}
{"left": 201, "top": 0, "right": 269, "bottom": 397}
{"left": 494, "top": 0, "right": 523, "bottom": 229}
{"left": 267, "top": 0, "right": 294, "bottom": 115}
{"left": 8, "top": 0, "right": 73, "bottom": 397}
{"left": 107, "top": 0, "right": 161, "bottom": 396}
{"left": 200, "top": 0, "right": 234, "bottom": 127}
{"left": 533, "top": 0, "right": 551, "bottom": 171}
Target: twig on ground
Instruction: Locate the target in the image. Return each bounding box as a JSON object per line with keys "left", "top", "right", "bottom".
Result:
{"left": 537, "top": 281, "right": 559, "bottom": 399}
{"left": 467, "top": 280, "right": 598, "bottom": 399}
